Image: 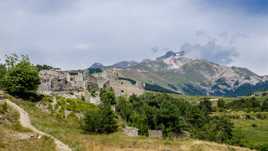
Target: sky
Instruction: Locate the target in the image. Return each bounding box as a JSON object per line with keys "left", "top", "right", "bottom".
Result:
{"left": 0, "top": 0, "right": 268, "bottom": 75}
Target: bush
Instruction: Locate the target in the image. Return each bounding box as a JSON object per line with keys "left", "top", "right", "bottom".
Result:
{"left": 199, "top": 99, "right": 212, "bottom": 113}
{"left": 194, "top": 117, "right": 234, "bottom": 143}
{"left": 116, "top": 93, "right": 238, "bottom": 142}
{"left": 1, "top": 54, "right": 40, "bottom": 96}
{"left": 217, "top": 99, "right": 225, "bottom": 111}
{"left": 100, "top": 88, "right": 116, "bottom": 105}
{"left": 0, "top": 64, "right": 7, "bottom": 87}
{"left": 83, "top": 106, "right": 117, "bottom": 134}
{"left": 258, "top": 144, "right": 268, "bottom": 151}
{"left": 262, "top": 99, "right": 268, "bottom": 111}
{"left": 83, "top": 88, "right": 118, "bottom": 134}
{"left": 36, "top": 64, "right": 53, "bottom": 71}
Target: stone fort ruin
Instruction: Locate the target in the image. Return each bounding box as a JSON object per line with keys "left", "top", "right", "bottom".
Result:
{"left": 38, "top": 68, "right": 144, "bottom": 103}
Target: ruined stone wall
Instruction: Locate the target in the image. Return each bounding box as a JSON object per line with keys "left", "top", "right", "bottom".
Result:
{"left": 93, "top": 69, "right": 145, "bottom": 96}
{"left": 38, "top": 70, "right": 86, "bottom": 93}
{"left": 39, "top": 68, "right": 145, "bottom": 103}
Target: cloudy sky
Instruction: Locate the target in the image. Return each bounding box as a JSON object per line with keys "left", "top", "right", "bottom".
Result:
{"left": 0, "top": 0, "right": 268, "bottom": 75}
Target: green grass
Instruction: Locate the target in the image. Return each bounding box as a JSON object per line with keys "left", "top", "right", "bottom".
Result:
{"left": 10, "top": 97, "right": 252, "bottom": 151}
{"left": 2, "top": 90, "right": 258, "bottom": 151}
{"left": 232, "top": 119, "right": 268, "bottom": 149}
{"left": 0, "top": 102, "right": 56, "bottom": 151}
{"left": 0, "top": 102, "right": 31, "bottom": 132}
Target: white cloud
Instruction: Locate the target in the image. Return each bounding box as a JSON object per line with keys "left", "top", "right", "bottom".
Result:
{"left": 0, "top": 0, "right": 268, "bottom": 74}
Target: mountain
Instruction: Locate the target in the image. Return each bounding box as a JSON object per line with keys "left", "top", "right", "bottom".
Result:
{"left": 90, "top": 51, "right": 268, "bottom": 96}
{"left": 90, "top": 62, "right": 105, "bottom": 69}
{"left": 110, "top": 61, "right": 139, "bottom": 69}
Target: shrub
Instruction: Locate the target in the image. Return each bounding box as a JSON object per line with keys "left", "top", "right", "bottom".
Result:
{"left": 83, "top": 106, "right": 117, "bottom": 134}
{"left": 194, "top": 117, "right": 234, "bottom": 143}
{"left": 217, "top": 99, "right": 225, "bottom": 111}
{"left": 258, "top": 144, "right": 268, "bottom": 151}
{"left": 84, "top": 88, "right": 118, "bottom": 134}
{"left": 262, "top": 99, "right": 268, "bottom": 111}
{"left": 1, "top": 54, "right": 40, "bottom": 96}
{"left": 199, "top": 99, "right": 212, "bottom": 113}
{"left": 100, "top": 88, "right": 116, "bottom": 105}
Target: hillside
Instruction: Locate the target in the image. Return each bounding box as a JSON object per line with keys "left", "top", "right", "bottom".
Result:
{"left": 0, "top": 97, "right": 56, "bottom": 151}
{"left": 0, "top": 92, "right": 254, "bottom": 151}
{"left": 91, "top": 51, "right": 268, "bottom": 96}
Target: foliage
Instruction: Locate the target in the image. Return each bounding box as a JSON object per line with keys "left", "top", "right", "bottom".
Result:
{"left": 88, "top": 68, "right": 103, "bottom": 74}
{"left": 83, "top": 87, "right": 118, "bottom": 134}
{"left": 0, "top": 54, "right": 40, "bottom": 96}
{"left": 36, "top": 64, "right": 53, "bottom": 71}
{"left": 99, "top": 87, "right": 116, "bottom": 106}
{"left": 199, "top": 99, "right": 213, "bottom": 113}
{"left": 225, "top": 97, "right": 262, "bottom": 112}
{"left": 115, "top": 96, "right": 132, "bottom": 122}
{"left": 0, "top": 64, "right": 7, "bottom": 82}
{"left": 193, "top": 117, "right": 234, "bottom": 144}
{"left": 144, "top": 83, "right": 179, "bottom": 94}
{"left": 87, "top": 82, "right": 99, "bottom": 97}
{"left": 217, "top": 99, "right": 225, "bottom": 111}
{"left": 262, "top": 99, "right": 268, "bottom": 111}
{"left": 258, "top": 144, "right": 268, "bottom": 151}
{"left": 83, "top": 105, "right": 118, "bottom": 134}
{"left": 116, "top": 93, "right": 235, "bottom": 142}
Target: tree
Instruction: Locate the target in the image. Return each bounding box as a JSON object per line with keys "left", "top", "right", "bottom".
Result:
{"left": 99, "top": 88, "right": 116, "bottom": 105}
{"left": 217, "top": 99, "right": 225, "bottom": 111}
{"left": 36, "top": 64, "right": 53, "bottom": 71}
{"left": 1, "top": 55, "right": 40, "bottom": 95}
{"left": 98, "top": 105, "right": 118, "bottom": 133}
{"left": 84, "top": 87, "right": 118, "bottom": 134}
{"left": 83, "top": 109, "right": 101, "bottom": 132}
{"left": 199, "top": 99, "right": 212, "bottom": 113}
{"left": 195, "top": 117, "right": 234, "bottom": 143}
{"left": 0, "top": 64, "right": 7, "bottom": 88}
{"left": 83, "top": 106, "right": 118, "bottom": 134}
{"left": 262, "top": 99, "right": 268, "bottom": 111}
{"left": 5, "top": 53, "right": 19, "bottom": 69}
{"left": 116, "top": 96, "right": 132, "bottom": 122}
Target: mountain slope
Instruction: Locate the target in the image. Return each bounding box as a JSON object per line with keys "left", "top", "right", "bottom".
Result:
{"left": 91, "top": 51, "right": 268, "bottom": 96}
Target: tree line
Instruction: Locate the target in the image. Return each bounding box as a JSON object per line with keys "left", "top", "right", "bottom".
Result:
{"left": 83, "top": 89, "right": 240, "bottom": 145}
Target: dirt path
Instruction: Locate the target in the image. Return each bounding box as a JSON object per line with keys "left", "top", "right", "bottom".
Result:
{"left": 0, "top": 99, "right": 72, "bottom": 151}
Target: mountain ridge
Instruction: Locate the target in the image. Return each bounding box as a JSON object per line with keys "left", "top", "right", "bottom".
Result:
{"left": 90, "top": 51, "right": 268, "bottom": 96}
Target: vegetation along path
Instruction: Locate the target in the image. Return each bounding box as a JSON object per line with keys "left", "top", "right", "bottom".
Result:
{"left": 0, "top": 99, "right": 72, "bottom": 151}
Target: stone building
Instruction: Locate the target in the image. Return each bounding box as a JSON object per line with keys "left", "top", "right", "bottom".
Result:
{"left": 39, "top": 69, "right": 86, "bottom": 92}
{"left": 38, "top": 69, "right": 98, "bottom": 100}
{"left": 123, "top": 127, "right": 139, "bottom": 137}
{"left": 149, "top": 130, "right": 163, "bottom": 138}
{"left": 38, "top": 68, "right": 145, "bottom": 103}
{"left": 94, "top": 69, "right": 145, "bottom": 96}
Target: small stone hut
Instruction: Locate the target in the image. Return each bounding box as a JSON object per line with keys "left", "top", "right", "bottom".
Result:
{"left": 149, "top": 130, "right": 163, "bottom": 138}
{"left": 123, "top": 127, "right": 139, "bottom": 137}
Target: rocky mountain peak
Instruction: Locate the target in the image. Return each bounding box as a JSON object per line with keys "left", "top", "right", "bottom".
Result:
{"left": 156, "top": 51, "right": 186, "bottom": 60}
{"left": 90, "top": 62, "right": 104, "bottom": 69}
